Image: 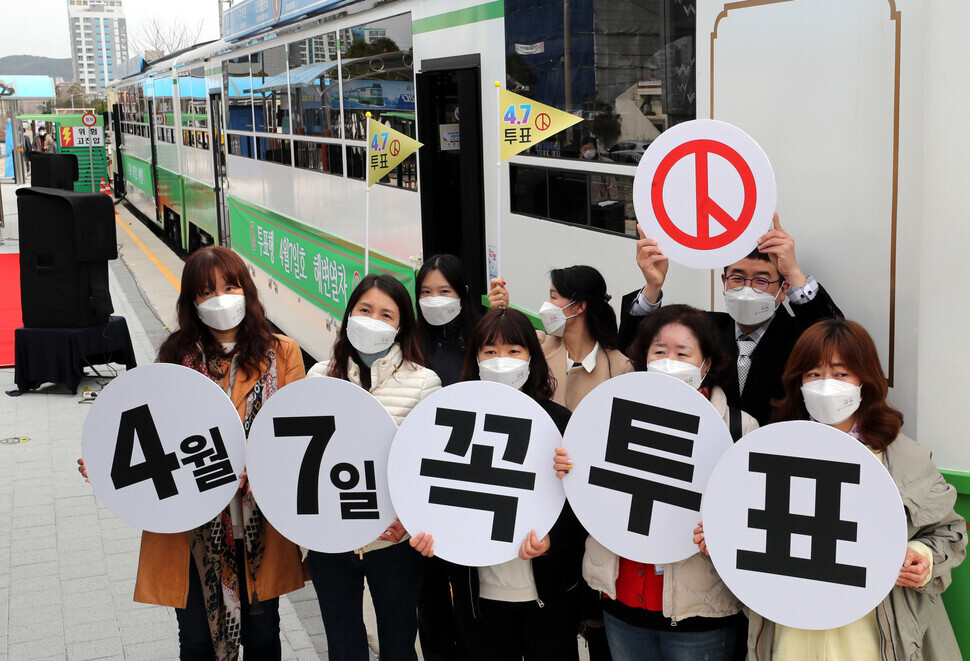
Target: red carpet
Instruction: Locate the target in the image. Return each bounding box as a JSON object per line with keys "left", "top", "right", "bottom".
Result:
{"left": 0, "top": 253, "right": 21, "bottom": 368}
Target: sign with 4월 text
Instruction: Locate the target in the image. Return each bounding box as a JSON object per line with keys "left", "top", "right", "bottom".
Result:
{"left": 388, "top": 382, "right": 566, "bottom": 567}
{"left": 245, "top": 377, "right": 399, "bottom": 553}
{"left": 562, "top": 372, "right": 733, "bottom": 563}
{"left": 702, "top": 421, "right": 907, "bottom": 630}
{"left": 633, "top": 119, "right": 776, "bottom": 270}
{"left": 81, "top": 364, "right": 247, "bottom": 533}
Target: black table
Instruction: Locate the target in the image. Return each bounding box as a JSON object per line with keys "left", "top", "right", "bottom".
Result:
{"left": 14, "top": 316, "right": 138, "bottom": 393}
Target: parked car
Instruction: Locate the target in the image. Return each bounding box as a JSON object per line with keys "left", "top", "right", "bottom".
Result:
{"left": 607, "top": 140, "right": 651, "bottom": 163}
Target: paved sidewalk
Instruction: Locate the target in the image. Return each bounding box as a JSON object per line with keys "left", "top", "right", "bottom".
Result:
{"left": 0, "top": 182, "right": 588, "bottom": 660}
{"left": 0, "top": 182, "right": 333, "bottom": 660}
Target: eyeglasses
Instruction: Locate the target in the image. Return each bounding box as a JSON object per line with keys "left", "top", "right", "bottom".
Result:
{"left": 725, "top": 275, "right": 782, "bottom": 292}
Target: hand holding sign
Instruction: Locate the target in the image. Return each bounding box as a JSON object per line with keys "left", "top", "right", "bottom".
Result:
{"left": 245, "top": 376, "right": 398, "bottom": 553}
{"left": 388, "top": 381, "right": 566, "bottom": 567}
{"left": 633, "top": 120, "right": 776, "bottom": 270}
{"left": 562, "top": 372, "right": 733, "bottom": 564}
{"left": 81, "top": 364, "right": 247, "bottom": 533}
{"left": 702, "top": 421, "right": 907, "bottom": 630}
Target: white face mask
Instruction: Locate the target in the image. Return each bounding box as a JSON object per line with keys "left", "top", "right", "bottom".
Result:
{"left": 724, "top": 286, "right": 782, "bottom": 326}
{"left": 647, "top": 358, "right": 706, "bottom": 390}
{"left": 538, "top": 300, "right": 578, "bottom": 337}
{"left": 582, "top": 148, "right": 597, "bottom": 160}
{"left": 419, "top": 296, "right": 461, "bottom": 326}
{"left": 347, "top": 315, "right": 398, "bottom": 355}
{"left": 196, "top": 294, "right": 246, "bottom": 331}
{"left": 478, "top": 357, "right": 530, "bottom": 390}
{"left": 800, "top": 379, "right": 862, "bottom": 425}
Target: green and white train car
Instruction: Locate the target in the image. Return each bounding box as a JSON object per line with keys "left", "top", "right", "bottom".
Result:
{"left": 107, "top": 1, "right": 970, "bottom": 648}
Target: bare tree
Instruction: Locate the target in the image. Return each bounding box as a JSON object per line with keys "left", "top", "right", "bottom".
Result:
{"left": 131, "top": 15, "right": 206, "bottom": 58}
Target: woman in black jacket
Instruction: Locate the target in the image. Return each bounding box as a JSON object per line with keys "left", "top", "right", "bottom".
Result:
{"left": 413, "top": 255, "right": 508, "bottom": 661}
{"left": 410, "top": 308, "right": 586, "bottom": 661}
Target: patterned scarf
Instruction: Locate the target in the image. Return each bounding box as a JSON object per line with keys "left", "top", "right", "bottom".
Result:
{"left": 181, "top": 348, "right": 279, "bottom": 660}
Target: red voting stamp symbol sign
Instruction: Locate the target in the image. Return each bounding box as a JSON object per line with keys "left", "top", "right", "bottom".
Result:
{"left": 651, "top": 139, "right": 757, "bottom": 251}
{"left": 534, "top": 113, "right": 551, "bottom": 131}
{"left": 389, "top": 140, "right": 401, "bottom": 157}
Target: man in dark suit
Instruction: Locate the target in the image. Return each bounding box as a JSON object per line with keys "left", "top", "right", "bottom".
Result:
{"left": 618, "top": 214, "right": 843, "bottom": 426}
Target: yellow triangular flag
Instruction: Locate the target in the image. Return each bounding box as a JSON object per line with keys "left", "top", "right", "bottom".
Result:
{"left": 367, "top": 118, "right": 423, "bottom": 187}
{"left": 499, "top": 88, "right": 583, "bottom": 161}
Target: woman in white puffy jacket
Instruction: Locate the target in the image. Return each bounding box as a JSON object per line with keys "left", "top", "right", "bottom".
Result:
{"left": 306, "top": 273, "right": 441, "bottom": 661}
{"left": 555, "top": 304, "right": 758, "bottom": 661}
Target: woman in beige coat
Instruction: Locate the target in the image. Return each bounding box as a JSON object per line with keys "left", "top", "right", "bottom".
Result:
{"left": 556, "top": 304, "right": 758, "bottom": 661}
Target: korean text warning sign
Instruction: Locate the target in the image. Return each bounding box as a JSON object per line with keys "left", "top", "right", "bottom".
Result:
{"left": 367, "top": 117, "right": 422, "bottom": 187}
{"left": 387, "top": 381, "right": 566, "bottom": 566}
{"left": 81, "top": 364, "right": 246, "bottom": 533}
{"left": 702, "top": 421, "right": 907, "bottom": 630}
{"left": 633, "top": 119, "right": 776, "bottom": 270}
{"left": 245, "top": 377, "right": 398, "bottom": 553}
{"left": 562, "top": 372, "right": 733, "bottom": 564}
{"left": 499, "top": 88, "right": 583, "bottom": 161}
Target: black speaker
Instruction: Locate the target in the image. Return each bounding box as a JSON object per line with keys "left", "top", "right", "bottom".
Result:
{"left": 17, "top": 187, "right": 118, "bottom": 328}
{"left": 29, "top": 153, "right": 79, "bottom": 190}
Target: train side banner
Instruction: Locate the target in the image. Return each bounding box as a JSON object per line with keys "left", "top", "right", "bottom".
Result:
{"left": 246, "top": 377, "right": 398, "bottom": 553}
{"left": 562, "top": 372, "right": 733, "bottom": 563}
{"left": 702, "top": 421, "right": 907, "bottom": 630}
{"left": 81, "top": 364, "right": 247, "bottom": 533}
{"left": 122, "top": 155, "right": 154, "bottom": 196}
{"left": 499, "top": 88, "right": 583, "bottom": 161}
{"left": 387, "top": 382, "right": 566, "bottom": 566}
{"left": 228, "top": 197, "right": 416, "bottom": 322}
{"left": 632, "top": 119, "right": 776, "bottom": 270}
{"left": 367, "top": 117, "right": 422, "bottom": 187}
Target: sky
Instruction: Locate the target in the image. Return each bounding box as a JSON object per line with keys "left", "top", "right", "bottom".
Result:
{"left": 0, "top": 0, "right": 222, "bottom": 60}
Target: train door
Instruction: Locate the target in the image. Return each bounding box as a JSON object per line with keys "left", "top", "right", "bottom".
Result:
{"left": 209, "top": 91, "right": 230, "bottom": 246}
{"left": 416, "top": 56, "right": 487, "bottom": 304}
{"left": 109, "top": 103, "right": 126, "bottom": 196}
{"left": 146, "top": 98, "right": 162, "bottom": 227}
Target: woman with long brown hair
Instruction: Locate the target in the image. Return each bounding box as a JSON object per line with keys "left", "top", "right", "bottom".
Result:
{"left": 731, "top": 318, "right": 965, "bottom": 660}
{"left": 306, "top": 273, "right": 441, "bottom": 661}
{"left": 81, "top": 246, "right": 307, "bottom": 660}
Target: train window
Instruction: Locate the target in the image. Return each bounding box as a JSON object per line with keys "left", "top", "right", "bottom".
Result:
{"left": 154, "top": 76, "right": 176, "bottom": 143}
{"left": 510, "top": 164, "right": 636, "bottom": 237}
{"left": 228, "top": 134, "right": 254, "bottom": 158}
{"left": 257, "top": 137, "right": 292, "bottom": 165}
{"left": 294, "top": 140, "right": 343, "bottom": 176}
{"left": 346, "top": 145, "right": 365, "bottom": 181}
{"left": 503, "top": 0, "right": 694, "bottom": 163}
{"left": 345, "top": 144, "right": 417, "bottom": 191}
{"left": 287, "top": 33, "right": 342, "bottom": 138}
{"left": 224, "top": 55, "right": 255, "bottom": 133}
{"left": 340, "top": 15, "right": 415, "bottom": 142}
{"left": 252, "top": 46, "right": 288, "bottom": 135}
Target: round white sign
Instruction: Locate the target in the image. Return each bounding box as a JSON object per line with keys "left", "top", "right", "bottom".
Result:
{"left": 702, "top": 420, "right": 907, "bottom": 630}
{"left": 633, "top": 119, "right": 776, "bottom": 270}
{"left": 387, "top": 381, "right": 566, "bottom": 567}
{"left": 562, "top": 372, "right": 733, "bottom": 564}
{"left": 246, "top": 377, "right": 398, "bottom": 553}
{"left": 81, "top": 364, "right": 246, "bottom": 533}
{"left": 81, "top": 112, "right": 97, "bottom": 127}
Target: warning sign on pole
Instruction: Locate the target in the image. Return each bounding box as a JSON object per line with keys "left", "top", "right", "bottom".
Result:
{"left": 633, "top": 120, "right": 776, "bottom": 270}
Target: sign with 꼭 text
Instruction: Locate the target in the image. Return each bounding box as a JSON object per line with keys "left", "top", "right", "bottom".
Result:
{"left": 388, "top": 382, "right": 566, "bottom": 567}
